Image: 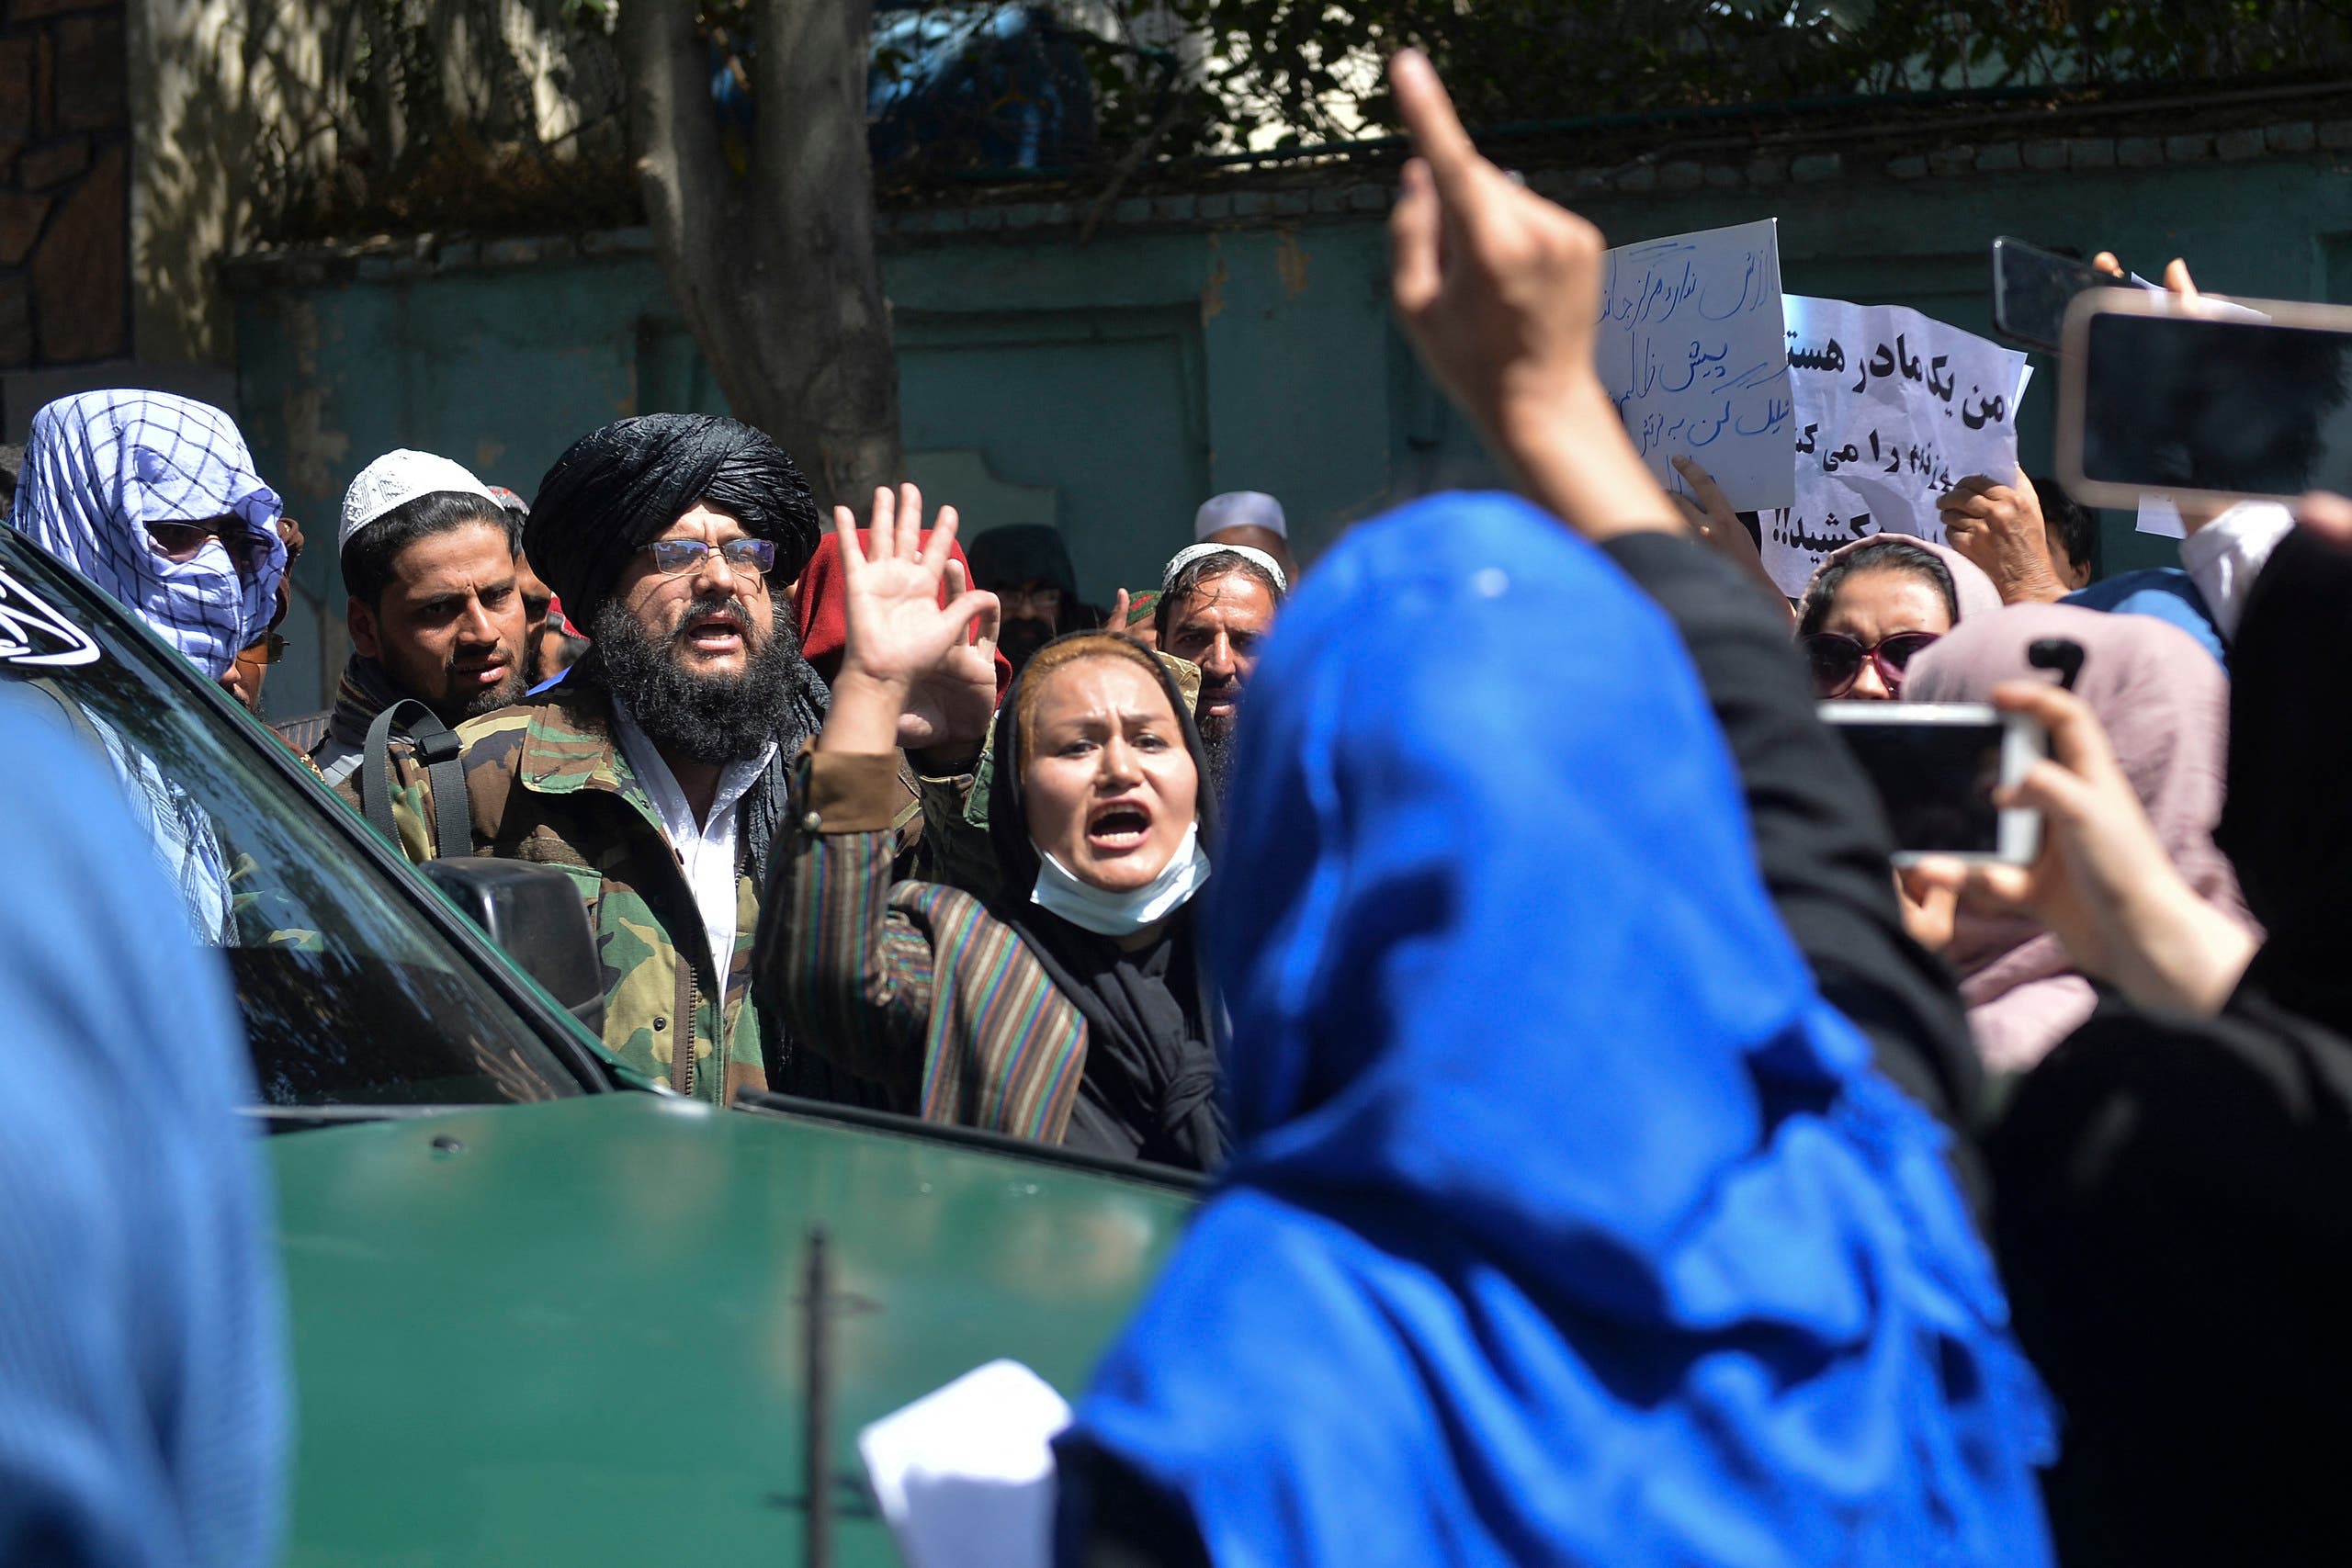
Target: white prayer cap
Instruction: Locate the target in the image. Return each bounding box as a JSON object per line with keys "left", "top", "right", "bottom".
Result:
{"left": 339, "top": 449, "right": 503, "bottom": 552}
{"left": 1162, "top": 541, "right": 1288, "bottom": 596}
{"left": 1193, "top": 490, "right": 1286, "bottom": 542}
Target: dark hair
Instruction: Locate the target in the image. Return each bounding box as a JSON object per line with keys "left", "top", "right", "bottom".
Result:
{"left": 1155, "top": 551, "right": 1287, "bottom": 644}
{"left": 339, "top": 491, "right": 521, "bottom": 609}
{"left": 1797, "top": 537, "right": 1957, "bottom": 637}
{"left": 2034, "top": 477, "right": 2097, "bottom": 581}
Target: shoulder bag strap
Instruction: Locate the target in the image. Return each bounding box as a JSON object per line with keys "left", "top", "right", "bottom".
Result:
{"left": 362, "top": 698, "right": 471, "bottom": 860}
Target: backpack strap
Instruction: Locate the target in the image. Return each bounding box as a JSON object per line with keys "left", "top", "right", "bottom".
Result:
{"left": 362, "top": 698, "right": 471, "bottom": 861}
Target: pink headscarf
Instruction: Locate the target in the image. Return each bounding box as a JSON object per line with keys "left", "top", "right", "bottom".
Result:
{"left": 1801, "top": 534, "right": 2004, "bottom": 627}
{"left": 1904, "top": 603, "right": 2255, "bottom": 1073}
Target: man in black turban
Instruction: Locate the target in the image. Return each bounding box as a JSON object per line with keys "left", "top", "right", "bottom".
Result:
{"left": 355, "top": 415, "right": 998, "bottom": 1111}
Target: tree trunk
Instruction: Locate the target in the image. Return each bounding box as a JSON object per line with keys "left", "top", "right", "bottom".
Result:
{"left": 619, "top": 0, "right": 903, "bottom": 514}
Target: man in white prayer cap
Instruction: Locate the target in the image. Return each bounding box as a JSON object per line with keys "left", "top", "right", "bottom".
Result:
{"left": 1193, "top": 489, "right": 1297, "bottom": 583}
{"left": 309, "top": 449, "right": 529, "bottom": 786}
{"left": 1155, "top": 539, "right": 1288, "bottom": 807}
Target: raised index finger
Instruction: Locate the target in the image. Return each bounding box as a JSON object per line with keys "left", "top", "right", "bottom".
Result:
{"left": 1672, "top": 456, "right": 1733, "bottom": 516}
{"left": 1389, "top": 50, "right": 1487, "bottom": 209}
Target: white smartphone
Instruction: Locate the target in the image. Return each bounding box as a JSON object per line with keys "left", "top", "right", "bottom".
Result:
{"left": 1819, "top": 702, "right": 2046, "bottom": 865}
{"left": 2057, "top": 287, "right": 2352, "bottom": 510}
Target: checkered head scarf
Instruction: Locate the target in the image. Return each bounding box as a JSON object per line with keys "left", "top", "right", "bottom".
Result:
{"left": 9, "top": 390, "right": 287, "bottom": 680}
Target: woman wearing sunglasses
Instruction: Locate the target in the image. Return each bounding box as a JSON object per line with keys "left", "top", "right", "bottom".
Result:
{"left": 1796, "top": 534, "right": 2002, "bottom": 700}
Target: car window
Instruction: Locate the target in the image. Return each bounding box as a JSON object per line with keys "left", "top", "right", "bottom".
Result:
{"left": 0, "top": 545, "right": 583, "bottom": 1110}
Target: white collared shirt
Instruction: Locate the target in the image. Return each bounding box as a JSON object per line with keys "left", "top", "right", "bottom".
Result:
{"left": 609, "top": 698, "right": 776, "bottom": 983}
{"left": 2178, "top": 500, "right": 2295, "bottom": 645}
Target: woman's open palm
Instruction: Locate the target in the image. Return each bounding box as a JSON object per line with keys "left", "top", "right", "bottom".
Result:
{"left": 836, "top": 483, "right": 1001, "bottom": 754}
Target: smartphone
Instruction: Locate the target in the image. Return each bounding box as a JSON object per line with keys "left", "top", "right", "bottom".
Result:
{"left": 1819, "top": 702, "right": 2046, "bottom": 864}
{"left": 2058, "top": 288, "right": 2352, "bottom": 509}
{"left": 1990, "top": 236, "right": 2148, "bottom": 354}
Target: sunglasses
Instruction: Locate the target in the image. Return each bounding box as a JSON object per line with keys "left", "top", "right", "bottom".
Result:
{"left": 637, "top": 537, "right": 777, "bottom": 578}
{"left": 148, "top": 519, "right": 271, "bottom": 576}
{"left": 1801, "top": 629, "right": 1940, "bottom": 698}
{"left": 237, "top": 632, "right": 287, "bottom": 666}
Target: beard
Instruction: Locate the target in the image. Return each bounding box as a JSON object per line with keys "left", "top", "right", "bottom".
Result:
{"left": 383, "top": 639, "right": 525, "bottom": 727}
{"left": 999, "top": 614, "right": 1056, "bottom": 672}
{"left": 1198, "top": 710, "right": 1238, "bottom": 808}
{"left": 591, "top": 592, "right": 820, "bottom": 764}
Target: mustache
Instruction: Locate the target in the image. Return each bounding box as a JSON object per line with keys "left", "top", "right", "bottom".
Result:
{"left": 669, "top": 593, "right": 760, "bottom": 641}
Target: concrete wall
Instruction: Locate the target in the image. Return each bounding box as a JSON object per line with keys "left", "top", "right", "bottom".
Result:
{"left": 227, "top": 118, "right": 2352, "bottom": 712}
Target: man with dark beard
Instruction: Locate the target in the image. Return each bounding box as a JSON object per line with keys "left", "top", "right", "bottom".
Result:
{"left": 1155, "top": 544, "right": 1286, "bottom": 806}
{"left": 967, "top": 522, "right": 1097, "bottom": 673}
{"left": 357, "top": 415, "right": 998, "bottom": 1106}
{"left": 310, "top": 451, "right": 530, "bottom": 787}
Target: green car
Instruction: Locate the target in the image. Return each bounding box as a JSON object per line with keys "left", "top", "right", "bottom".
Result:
{"left": 0, "top": 532, "right": 1193, "bottom": 1564}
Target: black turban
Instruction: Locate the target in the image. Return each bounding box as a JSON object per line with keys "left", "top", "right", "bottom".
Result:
{"left": 525, "top": 413, "right": 822, "bottom": 621}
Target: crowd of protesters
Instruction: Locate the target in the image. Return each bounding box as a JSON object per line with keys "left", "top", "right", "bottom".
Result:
{"left": 8, "top": 42, "right": 2352, "bottom": 1568}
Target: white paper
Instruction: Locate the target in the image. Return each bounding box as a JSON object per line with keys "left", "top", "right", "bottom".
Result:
{"left": 1598, "top": 219, "right": 1795, "bottom": 512}
{"left": 2136, "top": 495, "right": 2188, "bottom": 537}
{"left": 858, "top": 1359, "right": 1070, "bottom": 1568}
{"left": 1759, "top": 296, "right": 2036, "bottom": 597}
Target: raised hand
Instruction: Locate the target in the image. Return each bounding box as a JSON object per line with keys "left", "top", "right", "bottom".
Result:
{"left": 1670, "top": 455, "right": 1792, "bottom": 617}
{"left": 1939, "top": 471, "right": 2066, "bottom": 605}
{"left": 1385, "top": 50, "right": 1679, "bottom": 543}
{"left": 819, "top": 483, "right": 1000, "bottom": 761}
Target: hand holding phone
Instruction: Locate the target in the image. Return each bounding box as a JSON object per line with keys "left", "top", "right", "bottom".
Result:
{"left": 2058, "top": 288, "right": 2352, "bottom": 508}
{"left": 1821, "top": 702, "right": 2046, "bottom": 864}
{"left": 1990, "top": 237, "right": 2152, "bottom": 353}
{"left": 1901, "top": 681, "right": 2257, "bottom": 1015}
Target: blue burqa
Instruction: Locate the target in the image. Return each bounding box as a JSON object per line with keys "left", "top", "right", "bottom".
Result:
{"left": 1058, "top": 495, "right": 2054, "bottom": 1567}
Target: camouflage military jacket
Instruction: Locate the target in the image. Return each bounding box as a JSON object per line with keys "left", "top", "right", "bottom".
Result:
{"left": 341, "top": 672, "right": 988, "bottom": 1106}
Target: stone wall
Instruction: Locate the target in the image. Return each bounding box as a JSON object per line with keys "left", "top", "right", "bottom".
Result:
{"left": 0, "top": 0, "right": 126, "bottom": 367}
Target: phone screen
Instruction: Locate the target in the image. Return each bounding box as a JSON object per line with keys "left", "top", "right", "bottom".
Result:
{"left": 2078, "top": 310, "right": 2352, "bottom": 499}
{"left": 1830, "top": 719, "right": 2007, "bottom": 855}
{"left": 1992, "top": 239, "right": 2117, "bottom": 353}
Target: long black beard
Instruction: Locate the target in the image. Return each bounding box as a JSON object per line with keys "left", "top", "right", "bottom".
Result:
{"left": 1200, "top": 717, "right": 1238, "bottom": 811}
{"left": 591, "top": 592, "right": 825, "bottom": 763}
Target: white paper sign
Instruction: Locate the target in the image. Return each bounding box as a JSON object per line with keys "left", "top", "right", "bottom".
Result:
{"left": 1759, "top": 296, "right": 2035, "bottom": 597}
{"left": 1599, "top": 219, "right": 1794, "bottom": 511}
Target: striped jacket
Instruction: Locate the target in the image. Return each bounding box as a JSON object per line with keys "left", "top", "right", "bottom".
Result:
{"left": 343, "top": 680, "right": 989, "bottom": 1107}
{"left": 758, "top": 750, "right": 1086, "bottom": 1143}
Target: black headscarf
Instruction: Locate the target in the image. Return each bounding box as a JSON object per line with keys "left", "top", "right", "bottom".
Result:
{"left": 526, "top": 413, "right": 823, "bottom": 624}
{"left": 1986, "top": 523, "right": 2352, "bottom": 1567}
{"left": 2214, "top": 524, "right": 2352, "bottom": 1029}
{"left": 967, "top": 524, "right": 1079, "bottom": 601}
{"left": 986, "top": 632, "right": 1226, "bottom": 1169}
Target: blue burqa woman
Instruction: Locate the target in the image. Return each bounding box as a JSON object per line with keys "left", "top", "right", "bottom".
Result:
{"left": 1056, "top": 493, "right": 2054, "bottom": 1567}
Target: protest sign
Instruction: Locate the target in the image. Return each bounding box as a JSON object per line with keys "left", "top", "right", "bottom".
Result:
{"left": 1598, "top": 219, "right": 1794, "bottom": 511}
{"left": 1759, "top": 296, "right": 2035, "bottom": 597}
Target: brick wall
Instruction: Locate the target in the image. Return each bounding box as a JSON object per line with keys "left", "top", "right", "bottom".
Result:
{"left": 0, "top": 0, "right": 126, "bottom": 367}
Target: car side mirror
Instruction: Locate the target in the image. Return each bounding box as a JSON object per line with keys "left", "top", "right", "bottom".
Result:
{"left": 417, "top": 857, "right": 604, "bottom": 1038}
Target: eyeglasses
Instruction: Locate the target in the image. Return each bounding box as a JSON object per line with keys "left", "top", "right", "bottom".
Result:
{"left": 636, "top": 538, "right": 777, "bottom": 578}
{"left": 237, "top": 632, "right": 287, "bottom": 666}
{"left": 1801, "top": 629, "right": 1940, "bottom": 698}
{"left": 148, "top": 518, "right": 270, "bottom": 576}
{"left": 1003, "top": 585, "right": 1063, "bottom": 613}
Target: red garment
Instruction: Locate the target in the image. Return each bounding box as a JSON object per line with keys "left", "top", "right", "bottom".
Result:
{"left": 795, "top": 530, "right": 1012, "bottom": 700}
